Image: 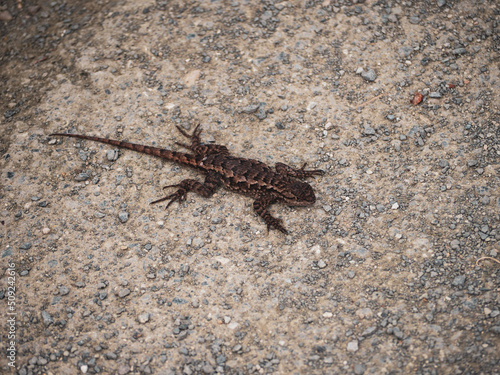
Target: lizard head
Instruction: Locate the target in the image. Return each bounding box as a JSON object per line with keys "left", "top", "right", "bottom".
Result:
{"left": 281, "top": 181, "right": 316, "bottom": 206}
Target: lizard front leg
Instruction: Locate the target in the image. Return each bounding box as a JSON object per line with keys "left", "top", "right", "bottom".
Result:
{"left": 151, "top": 171, "right": 221, "bottom": 208}
{"left": 253, "top": 193, "right": 288, "bottom": 234}
{"left": 275, "top": 162, "right": 324, "bottom": 180}
{"left": 175, "top": 124, "right": 229, "bottom": 156}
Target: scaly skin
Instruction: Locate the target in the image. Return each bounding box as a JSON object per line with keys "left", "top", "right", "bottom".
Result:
{"left": 50, "top": 125, "right": 324, "bottom": 233}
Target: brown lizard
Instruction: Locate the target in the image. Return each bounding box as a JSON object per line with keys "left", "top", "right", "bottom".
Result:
{"left": 50, "top": 125, "right": 324, "bottom": 234}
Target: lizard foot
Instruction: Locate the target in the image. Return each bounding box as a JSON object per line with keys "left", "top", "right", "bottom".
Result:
{"left": 175, "top": 124, "right": 202, "bottom": 141}
{"left": 150, "top": 184, "right": 188, "bottom": 209}
{"left": 298, "top": 163, "right": 325, "bottom": 179}
{"left": 275, "top": 162, "right": 325, "bottom": 180}
{"left": 266, "top": 217, "right": 289, "bottom": 235}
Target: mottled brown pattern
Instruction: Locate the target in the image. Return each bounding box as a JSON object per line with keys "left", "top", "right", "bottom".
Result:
{"left": 50, "top": 125, "right": 324, "bottom": 233}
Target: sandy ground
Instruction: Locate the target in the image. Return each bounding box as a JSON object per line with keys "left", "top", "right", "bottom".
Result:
{"left": 1, "top": 0, "right": 499, "bottom": 374}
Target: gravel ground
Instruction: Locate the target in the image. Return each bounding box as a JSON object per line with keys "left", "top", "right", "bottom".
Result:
{"left": 1, "top": 0, "right": 499, "bottom": 374}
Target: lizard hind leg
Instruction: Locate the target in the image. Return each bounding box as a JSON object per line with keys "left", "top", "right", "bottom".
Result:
{"left": 175, "top": 124, "right": 229, "bottom": 156}
{"left": 150, "top": 173, "right": 221, "bottom": 209}
{"left": 175, "top": 124, "right": 202, "bottom": 146}
{"left": 174, "top": 124, "right": 202, "bottom": 152}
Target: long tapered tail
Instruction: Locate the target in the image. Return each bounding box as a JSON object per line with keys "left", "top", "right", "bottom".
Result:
{"left": 50, "top": 133, "right": 199, "bottom": 166}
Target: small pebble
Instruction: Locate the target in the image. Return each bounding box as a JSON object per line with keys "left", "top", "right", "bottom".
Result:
{"left": 307, "top": 102, "right": 317, "bottom": 110}
{"left": 20, "top": 243, "right": 32, "bottom": 250}
{"left": 118, "top": 288, "right": 131, "bottom": 298}
{"left": 202, "top": 365, "right": 214, "bottom": 374}
{"left": 354, "top": 363, "right": 366, "bottom": 375}
{"left": 452, "top": 275, "right": 466, "bottom": 287}
{"left": 107, "top": 149, "right": 119, "bottom": 161}
{"left": 361, "top": 326, "right": 377, "bottom": 337}
{"left": 75, "top": 172, "right": 90, "bottom": 181}
{"left": 240, "top": 104, "right": 259, "bottom": 114}
{"left": 452, "top": 47, "right": 467, "bottom": 55}
{"left": 0, "top": 10, "right": 13, "bottom": 21}
{"left": 138, "top": 313, "right": 150, "bottom": 324}
{"left": 118, "top": 211, "right": 129, "bottom": 223}
{"left": 191, "top": 237, "right": 204, "bottom": 249}
{"left": 38, "top": 357, "right": 48, "bottom": 365}
{"left": 347, "top": 340, "right": 359, "bottom": 352}
{"left": 450, "top": 239, "right": 461, "bottom": 250}
{"left": 363, "top": 126, "right": 376, "bottom": 136}
{"left": 42, "top": 311, "right": 54, "bottom": 326}
{"left": 480, "top": 196, "right": 490, "bottom": 205}
{"left": 361, "top": 68, "right": 377, "bottom": 82}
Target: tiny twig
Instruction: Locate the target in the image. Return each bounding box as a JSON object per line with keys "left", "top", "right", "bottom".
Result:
{"left": 355, "top": 92, "right": 386, "bottom": 109}
{"left": 32, "top": 55, "right": 48, "bottom": 65}
{"left": 476, "top": 257, "right": 500, "bottom": 266}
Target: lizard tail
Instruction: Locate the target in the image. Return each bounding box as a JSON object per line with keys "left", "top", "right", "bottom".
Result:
{"left": 50, "top": 133, "right": 198, "bottom": 166}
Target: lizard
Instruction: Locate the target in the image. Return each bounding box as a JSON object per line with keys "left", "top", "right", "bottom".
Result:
{"left": 50, "top": 125, "right": 324, "bottom": 234}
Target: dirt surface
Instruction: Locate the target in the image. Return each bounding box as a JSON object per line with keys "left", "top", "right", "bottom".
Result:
{"left": 1, "top": 0, "right": 499, "bottom": 374}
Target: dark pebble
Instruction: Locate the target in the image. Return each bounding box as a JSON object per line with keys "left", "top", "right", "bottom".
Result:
{"left": 75, "top": 172, "right": 90, "bottom": 181}
{"left": 42, "top": 311, "right": 54, "bottom": 326}
{"left": 118, "top": 211, "right": 129, "bottom": 223}
{"left": 354, "top": 363, "right": 366, "bottom": 375}
{"left": 452, "top": 48, "right": 467, "bottom": 55}
{"left": 361, "top": 69, "right": 377, "bottom": 82}
{"left": 467, "top": 159, "right": 478, "bottom": 167}
{"left": 452, "top": 275, "right": 466, "bottom": 286}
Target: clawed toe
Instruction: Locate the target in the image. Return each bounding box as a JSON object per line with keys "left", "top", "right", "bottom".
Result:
{"left": 175, "top": 124, "right": 202, "bottom": 140}
{"left": 308, "top": 170, "right": 325, "bottom": 178}
{"left": 150, "top": 188, "right": 187, "bottom": 208}
{"left": 175, "top": 141, "right": 192, "bottom": 150}
{"left": 303, "top": 167, "right": 325, "bottom": 178}
{"left": 162, "top": 183, "right": 181, "bottom": 190}
{"left": 175, "top": 125, "right": 190, "bottom": 138}
{"left": 193, "top": 124, "right": 202, "bottom": 137}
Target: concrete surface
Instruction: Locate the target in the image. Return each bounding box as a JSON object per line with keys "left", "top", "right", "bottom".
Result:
{"left": 1, "top": 0, "right": 499, "bottom": 374}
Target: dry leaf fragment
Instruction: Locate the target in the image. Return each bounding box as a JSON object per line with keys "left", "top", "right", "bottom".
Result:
{"left": 411, "top": 92, "right": 423, "bottom": 105}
